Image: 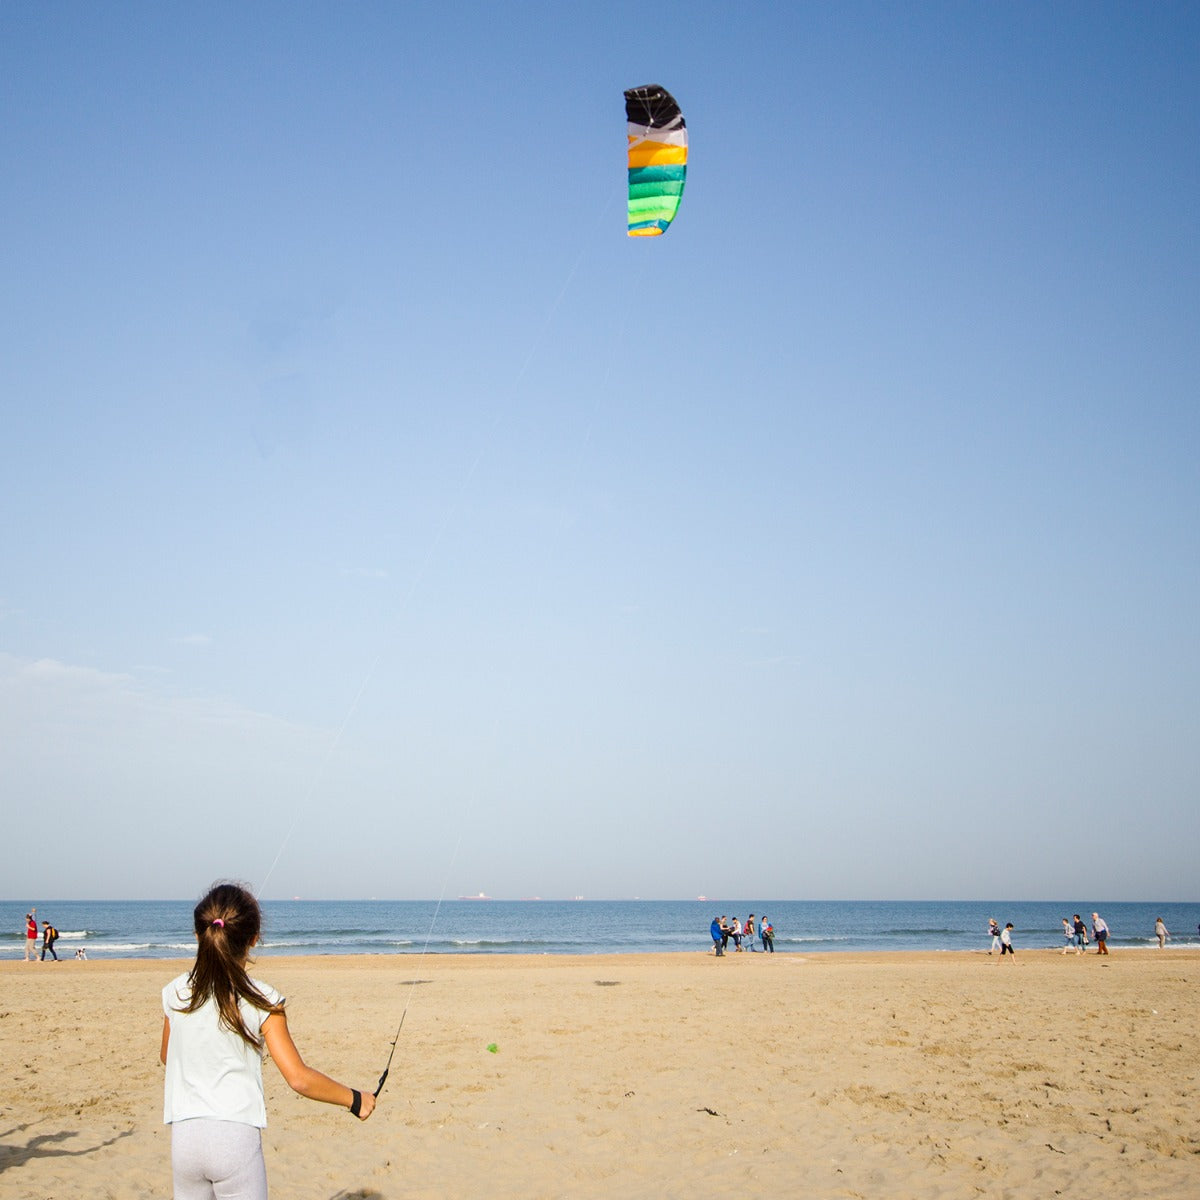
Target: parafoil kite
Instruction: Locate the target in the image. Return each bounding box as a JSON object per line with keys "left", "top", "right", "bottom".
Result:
{"left": 625, "top": 84, "right": 687, "bottom": 237}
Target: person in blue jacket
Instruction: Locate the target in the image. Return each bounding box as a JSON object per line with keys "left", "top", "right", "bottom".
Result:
{"left": 710, "top": 917, "right": 724, "bottom": 956}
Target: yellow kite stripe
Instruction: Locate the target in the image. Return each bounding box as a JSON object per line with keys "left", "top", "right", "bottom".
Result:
{"left": 627, "top": 143, "right": 688, "bottom": 168}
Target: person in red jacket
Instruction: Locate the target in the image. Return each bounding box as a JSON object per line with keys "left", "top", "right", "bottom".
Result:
{"left": 24, "top": 909, "right": 38, "bottom": 962}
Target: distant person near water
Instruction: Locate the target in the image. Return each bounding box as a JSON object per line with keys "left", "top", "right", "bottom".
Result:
{"left": 1091, "top": 912, "right": 1110, "bottom": 954}
{"left": 1073, "top": 914, "right": 1088, "bottom": 951}
{"left": 987, "top": 919, "right": 1001, "bottom": 954}
{"left": 718, "top": 916, "right": 730, "bottom": 953}
{"left": 1060, "top": 918, "right": 1074, "bottom": 954}
{"left": 162, "top": 881, "right": 375, "bottom": 1199}
{"left": 999, "top": 922, "right": 1015, "bottom": 959}
{"left": 760, "top": 917, "right": 774, "bottom": 953}
{"left": 1155, "top": 917, "right": 1170, "bottom": 948}
{"left": 710, "top": 917, "right": 724, "bottom": 956}
{"left": 730, "top": 917, "right": 743, "bottom": 951}
{"left": 25, "top": 909, "right": 38, "bottom": 961}
{"left": 41, "top": 921, "right": 59, "bottom": 961}
{"left": 744, "top": 914, "right": 756, "bottom": 951}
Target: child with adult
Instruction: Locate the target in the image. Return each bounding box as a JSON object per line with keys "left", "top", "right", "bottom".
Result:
{"left": 160, "top": 881, "right": 376, "bottom": 1199}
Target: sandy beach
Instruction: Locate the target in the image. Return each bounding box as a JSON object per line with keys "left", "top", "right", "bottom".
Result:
{"left": 2, "top": 948, "right": 1197, "bottom": 1199}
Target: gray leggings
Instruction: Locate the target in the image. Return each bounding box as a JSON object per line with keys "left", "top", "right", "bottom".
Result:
{"left": 171, "top": 1118, "right": 268, "bottom": 1200}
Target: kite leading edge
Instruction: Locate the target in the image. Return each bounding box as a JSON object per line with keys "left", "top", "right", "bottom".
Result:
{"left": 625, "top": 84, "right": 687, "bottom": 237}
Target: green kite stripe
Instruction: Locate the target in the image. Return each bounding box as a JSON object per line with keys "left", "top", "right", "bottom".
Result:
{"left": 628, "top": 165, "right": 687, "bottom": 186}
{"left": 627, "top": 198, "right": 682, "bottom": 221}
{"left": 628, "top": 180, "right": 685, "bottom": 201}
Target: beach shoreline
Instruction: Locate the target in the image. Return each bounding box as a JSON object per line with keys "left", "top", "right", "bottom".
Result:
{"left": 9, "top": 897, "right": 1195, "bottom": 959}
{"left": 6, "top": 944, "right": 1200, "bottom": 971}
{"left": 4, "top": 949, "right": 1197, "bottom": 1197}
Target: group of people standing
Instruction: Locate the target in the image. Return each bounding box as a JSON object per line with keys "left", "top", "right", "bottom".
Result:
{"left": 709, "top": 913, "right": 775, "bottom": 955}
{"left": 23, "top": 908, "right": 61, "bottom": 961}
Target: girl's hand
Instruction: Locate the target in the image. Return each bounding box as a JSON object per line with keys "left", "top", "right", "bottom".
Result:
{"left": 355, "top": 1090, "right": 376, "bottom": 1120}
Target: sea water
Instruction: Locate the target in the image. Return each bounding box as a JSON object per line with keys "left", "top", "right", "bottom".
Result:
{"left": 4, "top": 898, "right": 1197, "bottom": 960}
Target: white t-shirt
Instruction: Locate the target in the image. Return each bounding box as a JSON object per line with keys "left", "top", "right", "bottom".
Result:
{"left": 162, "top": 972, "right": 285, "bottom": 1127}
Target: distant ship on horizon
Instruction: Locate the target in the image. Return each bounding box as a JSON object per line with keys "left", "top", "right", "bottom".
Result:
{"left": 457, "top": 892, "right": 491, "bottom": 900}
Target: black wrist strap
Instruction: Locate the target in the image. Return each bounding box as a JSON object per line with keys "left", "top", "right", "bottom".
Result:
{"left": 350, "top": 1089, "right": 362, "bottom": 1117}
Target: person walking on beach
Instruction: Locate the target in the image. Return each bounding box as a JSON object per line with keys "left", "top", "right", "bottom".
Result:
{"left": 1155, "top": 917, "right": 1170, "bottom": 949}
{"left": 24, "top": 909, "right": 38, "bottom": 961}
{"left": 1060, "top": 918, "right": 1074, "bottom": 955}
{"left": 1072, "top": 914, "right": 1088, "bottom": 952}
{"left": 999, "top": 922, "right": 1015, "bottom": 959}
{"left": 710, "top": 916, "right": 724, "bottom": 956}
{"left": 988, "top": 918, "right": 1001, "bottom": 954}
{"left": 730, "top": 917, "right": 744, "bottom": 951}
{"left": 744, "top": 914, "right": 756, "bottom": 951}
{"left": 41, "top": 920, "right": 59, "bottom": 961}
{"left": 161, "top": 881, "right": 375, "bottom": 1199}
{"left": 760, "top": 918, "right": 774, "bottom": 953}
{"left": 718, "top": 916, "right": 730, "bottom": 953}
{"left": 1091, "top": 912, "right": 1110, "bottom": 954}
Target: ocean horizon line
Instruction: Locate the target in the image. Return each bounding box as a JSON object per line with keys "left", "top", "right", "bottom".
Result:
{"left": 8, "top": 898, "right": 1198, "bottom": 961}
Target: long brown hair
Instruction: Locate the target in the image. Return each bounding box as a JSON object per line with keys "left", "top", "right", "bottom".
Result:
{"left": 179, "top": 881, "right": 284, "bottom": 1050}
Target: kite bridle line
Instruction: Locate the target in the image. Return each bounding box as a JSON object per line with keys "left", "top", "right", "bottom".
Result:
{"left": 254, "top": 185, "right": 633, "bottom": 1100}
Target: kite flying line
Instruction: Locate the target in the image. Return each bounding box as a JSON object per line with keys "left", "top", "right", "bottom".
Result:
{"left": 253, "top": 79, "right": 689, "bottom": 1101}
{"left": 371, "top": 230, "right": 648, "bottom": 1104}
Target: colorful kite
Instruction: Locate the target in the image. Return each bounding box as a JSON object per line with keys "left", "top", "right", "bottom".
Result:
{"left": 625, "top": 84, "right": 687, "bottom": 237}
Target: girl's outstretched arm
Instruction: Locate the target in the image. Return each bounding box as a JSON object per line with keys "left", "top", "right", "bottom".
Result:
{"left": 261, "top": 1011, "right": 376, "bottom": 1120}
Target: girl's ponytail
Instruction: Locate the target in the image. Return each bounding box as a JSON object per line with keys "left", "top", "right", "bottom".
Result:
{"left": 180, "top": 881, "right": 284, "bottom": 1048}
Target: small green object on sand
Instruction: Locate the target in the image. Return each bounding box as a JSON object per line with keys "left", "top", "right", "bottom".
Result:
{"left": 487, "top": 1043, "right": 498, "bottom": 1054}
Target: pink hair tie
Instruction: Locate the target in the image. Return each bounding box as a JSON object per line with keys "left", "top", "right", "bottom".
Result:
{"left": 211, "top": 918, "right": 225, "bottom": 928}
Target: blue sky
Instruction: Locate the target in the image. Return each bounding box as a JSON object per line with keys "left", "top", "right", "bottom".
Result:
{"left": 3, "top": 3, "right": 1197, "bottom": 902}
